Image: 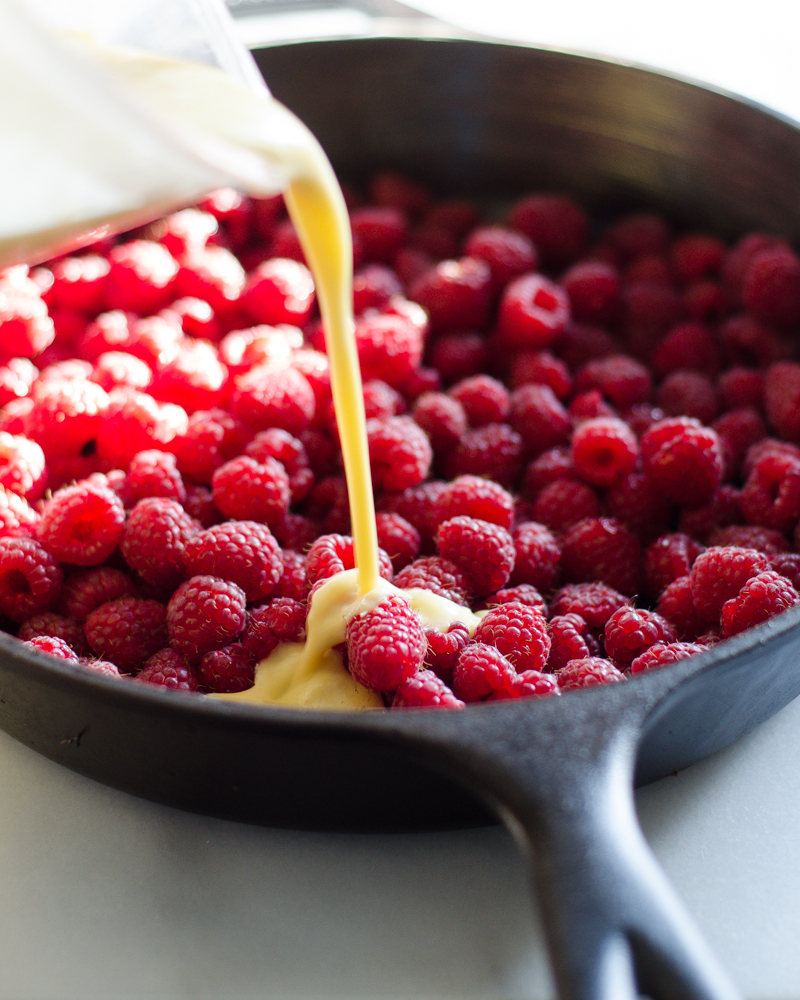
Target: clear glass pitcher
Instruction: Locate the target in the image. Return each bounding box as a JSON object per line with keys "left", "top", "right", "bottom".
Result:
{"left": 0, "top": 0, "right": 286, "bottom": 267}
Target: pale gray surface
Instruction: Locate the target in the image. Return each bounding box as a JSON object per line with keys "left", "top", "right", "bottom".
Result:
{"left": 1, "top": 693, "right": 800, "bottom": 999}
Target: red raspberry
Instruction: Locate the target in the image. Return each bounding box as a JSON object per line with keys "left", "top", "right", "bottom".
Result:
{"left": 427, "top": 331, "right": 489, "bottom": 385}
{"left": 231, "top": 364, "right": 315, "bottom": 435}
{"left": 58, "top": 567, "right": 137, "bottom": 621}
{"left": 742, "top": 245, "right": 800, "bottom": 329}
{"left": 561, "top": 260, "right": 621, "bottom": 325}
{"left": 219, "top": 324, "right": 301, "bottom": 374}
{"left": 412, "top": 392, "right": 468, "bottom": 454}
{"left": 532, "top": 478, "right": 601, "bottom": 534}
{"left": 498, "top": 273, "right": 570, "bottom": 349}
{"left": 473, "top": 601, "right": 550, "bottom": 672}
{"left": 369, "top": 171, "right": 430, "bottom": 216}
{"left": 683, "top": 279, "right": 726, "bottom": 322}
{"left": 36, "top": 482, "right": 125, "bottom": 567}
{"left": 508, "top": 383, "right": 571, "bottom": 455}
{"left": 352, "top": 264, "right": 403, "bottom": 314}
{"left": 211, "top": 455, "right": 290, "bottom": 527}
{"left": 18, "top": 612, "right": 89, "bottom": 656}
{"left": 0, "top": 273, "right": 54, "bottom": 360}
{"left": 720, "top": 570, "right": 799, "bottom": 637}
{"left": 422, "top": 620, "right": 470, "bottom": 683}
{"left": 172, "top": 407, "right": 251, "bottom": 484}
{"left": 569, "top": 389, "right": 617, "bottom": 424}
{"left": 25, "top": 377, "right": 109, "bottom": 464}
{"left": 556, "top": 322, "right": 618, "bottom": 372}
{"left": 764, "top": 361, "right": 800, "bottom": 444}
{"left": 499, "top": 670, "right": 561, "bottom": 700}
{"left": 606, "top": 211, "right": 670, "bottom": 259}
{"left": 167, "top": 576, "right": 247, "bottom": 661}
{"left": 272, "top": 512, "right": 317, "bottom": 552}
{"left": 409, "top": 257, "right": 492, "bottom": 333}
{"left": 436, "top": 516, "right": 514, "bottom": 596}
{"left": 522, "top": 446, "right": 575, "bottom": 498}
{"left": 95, "top": 388, "right": 184, "bottom": 469}
{"left": 652, "top": 321, "right": 720, "bottom": 379}
{"left": 375, "top": 512, "right": 421, "bottom": 572}
{"left": 452, "top": 643, "right": 516, "bottom": 702}
{"left": 549, "top": 581, "right": 629, "bottom": 630}
{"left": 656, "top": 575, "right": 715, "bottom": 639}
{"left": 305, "top": 534, "right": 393, "bottom": 590}
{"left": 644, "top": 533, "right": 705, "bottom": 598}
{"left": 444, "top": 423, "right": 524, "bottom": 488}
{"left": 105, "top": 240, "right": 178, "bottom": 314}
{"left": 561, "top": 517, "right": 641, "bottom": 597}
{"left": 176, "top": 246, "right": 246, "bottom": 313}
{"left": 0, "top": 432, "right": 46, "bottom": 502}
{"left": 712, "top": 407, "right": 766, "bottom": 480}
{"left": 448, "top": 375, "right": 510, "bottom": 427}
{"left": 78, "top": 310, "right": 134, "bottom": 361}
{"left": 640, "top": 417, "right": 723, "bottom": 508}
{"left": 556, "top": 657, "right": 624, "bottom": 690}
{"left": 120, "top": 497, "right": 200, "bottom": 588}
{"left": 350, "top": 207, "right": 408, "bottom": 263}
{"left": 147, "top": 207, "right": 218, "bottom": 258}
{"left": 573, "top": 355, "right": 652, "bottom": 410}
{"left": 90, "top": 351, "right": 152, "bottom": 392}
{"left": 0, "top": 485, "right": 39, "bottom": 539}
{"left": 718, "top": 368, "right": 764, "bottom": 411}
{"left": 603, "top": 606, "right": 677, "bottom": 665}
{"left": 166, "top": 296, "right": 222, "bottom": 341}
{"left": 509, "top": 521, "right": 562, "bottom": 592}
{"left": 22, "top": 634, "right": 78, "bottom": 661}
{"left": 0, "top": 357, "right": 37, "bottom": 408}
{"left": 361, "top": 379, "right": 405, "bottom": 422}
{"left": 571, "top": 416, "right": 638, "bottom": 487}
{"left": 481, "top": 584, "right": 547, "bottom": 615}
{"left": 719, "top": 315, "right": 787, "bottom": 369}
{"left": 621, "top": 283, "right": 683, "bottom": 357}
{"left": 304, "top": 476, "right": 350, "bottom": 535}
{"left": 197, "top": 643, "right": 255, "bottom": 694}
{"left": 345, "top": 591, "right": 425, "bottom": 691}
{"left": 49, "top": 254, "right": 110, "bottom": 312}
{"left": 463, "top": 225, "right": 537, "bottom": 293}
{"left": 125, "top": 449, "right": 186, "bottom": 505}
{"left": 85, "top": 597, "right": 167, "bottom": 673}
{"left": 604, "top": 472, "right": 672, "bottom": 543}
{"left": 509, "top": 349, "right": 572, "bottom": 400}
{"left": 433, "top": 475, "right": 514, "bottom": 531}
{"left": 353, "top": 313, "right": 424, "bottom": 389}
{"left": 655, "top": 370, "right": 720, "bottom": 425}
{"left": 367, "top": 416, "right": 432, "bottom": 491}
{"left": 678, "top": 486, "right": 743, "bottom": 543}
{"left": 394, "top": 555, "right": 471, "bottom": 606}
{"left": 547, "top": 613, "right": 595, "bottom": 671}
{"left": 719, "top": 524, "right": 791, "bottom": 556}
{"left": 184, "top": 521, "right": 282, "bottom": 602}
{"left": 630, "top": 641, "right": 705, "bottom": 675}
{"left": 271, "top": 550, "right": 307, "bottom": 602}
{"left": 740, "top": 452, "right": 800, "bottom": 533}
{"left": 244, "top": 597, "right": 307, "bottom": 658}
{"left": 241, "top": 258, "right": 315, "bottom": 327}
{"left": 0, "top": 536, "right": 62, "bottom": 622}
{"left": 768, "top": 552, "right": 800, "bottom": 591}
{"left": 136, "top": 647, "right": 200, "bottom": 692}
{"left": 392, "top": 668, "right": 465, "bottom": 709}
{"left": 508, "top": 193, "right": 589, "bottom": 268}
{"left": 622, "top": 253, "right": 673, "bottom": 287}
{"left": 381, "top": 481, "right": 447, "bottom": 551}
{"left": 669, "top": 233, "right": 726, "bottom": 284}
{"left": 149, "top": 339, "right": 228, "bottom": 415}
{"left": 690, "top": 545, "right": 770, "bottom": 618}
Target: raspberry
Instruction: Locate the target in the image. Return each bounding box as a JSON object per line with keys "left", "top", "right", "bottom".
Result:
{"left": 569, "top": 389, "right": 617, "bottom": 424}
{"left": 0, "top": 536, "right": 62, "bottom": 622}
{"left": 532, "top": 478, "right": 601, "bottom": 534}
{"left": 84, "top": 597, "right": 168, "bottom": 673}
{"left": 740, "top": 452, "right": 800, "bottom": 533}
{"left": 717, "top": 524, "right": 790, "bottom": 556}
{"left": 91, "top": 351, "right": 152, "bottom": 392}
{"left": 720, "top": 570, "right": 799, "bottom": 637}
{"left": 381, "top": 481, "right": 447, "bottom": 551}
{"left": 173, "top": 407, "right": 251, "bottom": 484}
{"left": 652, "top": 321, "right": 720, "bottom": 379}
{"left": 656, "top": 370, "right": 720, "bottom": 425}
{"left": 22, "top": 634, "right": 79, "bottom": 661}
{"left": 126, "top": 449, "right": 187, "bottom": 505}
{"left": 392, "top": 668, "right": 464, "bottom": 708}
{"left": 561, "top": 260, "right": 621, "bottom": 325}
{"left": 231, "top": 364, "right": 315, "bottom": 435}
{"left": 690, "top": 545, "right": 770, "bottom": 618}
{"left": 18, "top": 612, "right": 89, "bottom": 656}
{"left": 509, "top": 349, "right": 572, "bottom": 400}
{"left": 412, "top": 392, "right": 468, "bottom": 454}
{"left": 509, "top": 521, "right": 562, "bottom": 592}
{"left": 603, "top": 606, "right": 677, "bottom": 665}
{"left": 556, "top": 657, "right": 624, "bottom": 690}
{"left": 370, "top": 171, "right": 431, "bottom": 217}
{"left": 452, "top": 643, "right": 516, "bottom": 702}
{"left": 244, "top": 597, "right": 307, "bottom": 658}
{"left": 367, "top": 416, "right": 432, "bottom": 491}
{"left": 136, "top": 648, "right": 200, "bottom": 692}
{"left": 508, "top": 194, "right": 589, "bottom": 268}
{"left": 480, "top": 584, "right": 547, "bottom": 615}
{"left": 448, "top": 375, "right": 510, "bottom": 427}
{"left": 211, "top": 455, "right": 290, "bottom": 527}
{"left": 436, "top": 516, "right": 514, "bottom": 596}
{"left": 36, "top": 482, "right": 125, "bottom": 567}
{"left": 375, "top": 512, "right": 421, "bottom": 572}
{"left": 561, "top": 517, "right": 641, "bottom": 597}
{"left": 444, "top": 423, "right": 524, "bottom": 488}
{"left": 720, "top": 315, "right": 787, "bottom": 369}
{"left": 241, "top": 258, "right": 315, "bottom": 327}
{"left": 556, "top": 322, "right": 618, "bottom": 372}
{"left": 463, "top": 225, "right": 537, "bottom": 293}
{"left": 147, "top": 207, "right": 218, "bottom": 258}
{"left": 607, "top": 212, "right": 670, "bottom": 259}
{"left": 427, "top": 331, "right": 489, "bottom": 385}
{"left": 197, "top": 643, "right": 255, "bottom": 693}
{"left": 58, "top": 566, "right": 137, "bottom": 622}
{"left": 677, "top": 487, "right": 742, "bottom": 543}
{"left": 712, "top": 407, "right": 766, "bottom": 480}
{"left": 764, "top": 361, "right": 800, "bottom": 443}
{"left": 345, "top": 591, "right": 425, "bottom": 691}
{"left": 166, "top": 296, "right": 222, "bottom": 341}
{"left": 644, "top": 533, "right": 705, "bottom": 598}
{"left": 25, "top": 377, "right": 109, "bottom": 463}
{"left": 409, "top": 257, "right": 492, "bottom": 333}
{"left": 473, "top": 601, "right": 550, "bottom": 672}
{"left": 361, "top": 380, "right": 405, "bottom": 422}
{"left": 271, "top": 550, "right": 307, "bottom": 602}
{"left": 573, "top": 355, "right": 652, "bottom": 410}
{"left": 0, "top": 357, "right": 37, "bottom": 408}
{"left": 742, "top": 245, "right": 800, "bottom": 329}
{"left": 0, "top": 276, "right": 54, "bottom": 360}
{"left": 604, "top": 472, "right": 672, "bottom": 543}
{"left": 522, "top": 447, "right": 575, "bottom": 498}
{"left": 304, "top": 476, "right": 350, "bottom": 535}
{"left": 149, "top": 339, "right": 229, "bottom": 415}
{"left": 508, "top": 383, "right": 571, "bottom": 455}
{"left": 422, "top": 620, "right": 470, "bottom": 683}
{"left": 498, "top": 273, "right": 570, "bottom": 349}
{"left": 433, "top": 475, "right": 514, "bottom": 531}
{"left": 768, "top": 552, "right": 800, "bottom": 591}
{"left": 630, "top": 641, "right": 705, "bottom": 675}
{"left": 640, "top": 417, "right": 723, "bottom": 508}
{"left": 176, "top": 246, "right": 245, "bottom": 313}
{"left": 305, "top": 534, "right": 393, "bottom": 591}
{"left": 549, "top": 581, "right": 628, "bottom": 630}
{"left": 547, "top": 613, "right": 595, "bottom": 671}
{"left": 105, "top": 240, "right": 178, "bottom": 314}
{"left": 49, "top": 254, "right": 110, "bottom": 312}
{"left": 670, "top": 233, "right": 726, "bottom": 284}
{"left": 0, "top": 431, "right": 46, "bottom": 503}
{"left": 167, "top": 576, "right": 247, "bottom": 661}
{"left": 120, "top": 497, "right": 199, "bottom": 588}
{"left": 655, "top": 575, "right": 716, "bottom": 640}
{"left": 394, "top": 555, "right": 471, "bottom": 606}
{"left": 353, "top": 313, "right": 424, "bottom": 389}
{"left": 571, "top": 416, "right": 638, "bottom": 487}
{"left": 500, "top": 670, "right": 561, "bottom": 700}
{"left": 96, "top": 388, "right": 184, "bottom": 469}
{"left": 219, "top": 324, "right": 300, "bottom": 374}
{"left": 350, "top": 207, "right": 408, "bottom": 263}
{"left": 0, "top": 485, "right": 38, "bottom": 539}
{"left": 352, "top": 264, "right": 403, "bottom": 313}
{"left": 621, "top": 283, "right": 683, "bottom": 356}
{"left": 184, "top": 521, "right": 282, "bottom": 602}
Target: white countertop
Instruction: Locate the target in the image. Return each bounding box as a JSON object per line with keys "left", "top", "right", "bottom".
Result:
{"left": 5, "top": 2, "right": 800, "bottom": 998}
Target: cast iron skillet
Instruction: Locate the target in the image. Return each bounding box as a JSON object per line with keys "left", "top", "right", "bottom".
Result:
{"left": 4, "top": 34, "right": 800, "bottom": 1000}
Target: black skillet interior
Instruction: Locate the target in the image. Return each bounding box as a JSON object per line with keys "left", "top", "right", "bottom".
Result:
{"left": 2, "top": 36, "right": 800, "bottom": 838}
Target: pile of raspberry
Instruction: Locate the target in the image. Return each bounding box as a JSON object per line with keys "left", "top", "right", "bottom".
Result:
{"left": 2, "top": 173, "right": 800, "bottom": 709}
